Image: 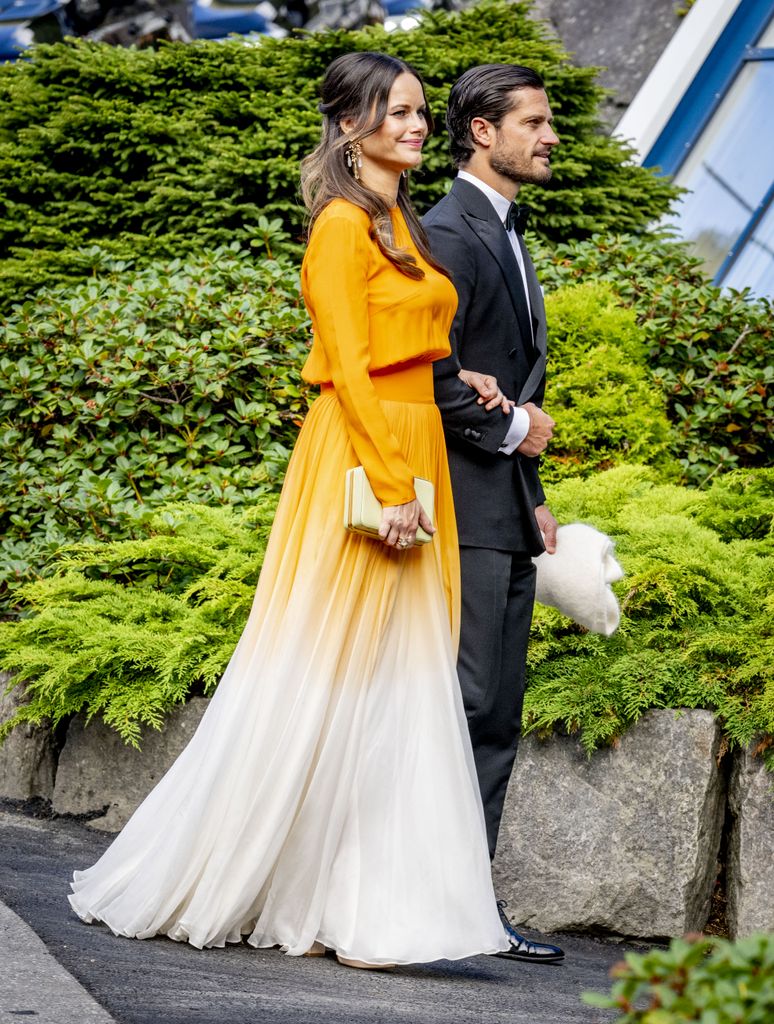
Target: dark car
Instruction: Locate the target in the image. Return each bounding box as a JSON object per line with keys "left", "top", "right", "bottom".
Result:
{"left": 0, "top": 0, "right": 452, "bottom": 59}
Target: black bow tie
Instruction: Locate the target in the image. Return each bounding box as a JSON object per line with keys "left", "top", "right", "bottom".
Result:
{"left": 505, "top": 203, "right": 530, "bottom": 234}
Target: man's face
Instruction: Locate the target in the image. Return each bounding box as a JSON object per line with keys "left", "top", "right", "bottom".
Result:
{"left": 488, "top": 87, "right": 559, "bottom": 186}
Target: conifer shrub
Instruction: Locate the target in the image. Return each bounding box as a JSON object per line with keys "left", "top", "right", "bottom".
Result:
{"left": 0, "top": 242, "right": 310, "bottom": 611}
{"left": 534, "top": 234, "right": 774, "bottom": 486}
{"left": 524, "top": 465, "right": 774, "bottom": 770}
{"left": 0, "top": 502, "right": 276, "bottom": 746}
{"left": 1, "top": 466, "right": 771, "bottom": 762}
{"left": 0, "top": 0, "right": 676, "bottom": 310}
{"left": 583, "top": 932, "right": 774, "bottom": 1023}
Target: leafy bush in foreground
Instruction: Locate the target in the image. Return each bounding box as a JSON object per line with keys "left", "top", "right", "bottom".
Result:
{"left": 583, "top": 933, "right": 774, "bottom": 1023}
{"left": 535, "top": 234, "right": 774, "bottom": 485}
{"left": 0, "top": 0, "right": 676, "bottom": 309}
{"left": 1, "top": 467, "right": 771, "bottom": 762}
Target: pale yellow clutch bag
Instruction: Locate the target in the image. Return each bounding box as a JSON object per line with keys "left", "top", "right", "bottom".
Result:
{"left": 344, "top": 467, "right": 434, "bottom": 545}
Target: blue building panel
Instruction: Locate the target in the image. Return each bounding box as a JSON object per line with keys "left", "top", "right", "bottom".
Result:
{"left": 646, "top": 0, "right": 774, "bottom": 175}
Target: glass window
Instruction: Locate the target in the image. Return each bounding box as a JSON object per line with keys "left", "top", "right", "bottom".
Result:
{"left": 756, "top": 17, "right": 774, "bottom": 44}
{"left": 722, "top": 195, "right": 774, "bottom": 293}
{"left": 668, "top": 59, "right": 774, "bottom": 280}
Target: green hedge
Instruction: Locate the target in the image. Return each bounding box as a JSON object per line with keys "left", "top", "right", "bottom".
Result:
{"left": 0, "top": 502, "right": 276, "bottom": 746}
{"left": 1, "top": 466, "right": 771, "bottom": 763}
{"left": 534, "top": 234, "right": 774, "bottom": 485}
{"left": 0, "top": 0, "right": 769, "bottom": 755}
{"left": 0, "top": 0, "right": 676, "bottom": 310}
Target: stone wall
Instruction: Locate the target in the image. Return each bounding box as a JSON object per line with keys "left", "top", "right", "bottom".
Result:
{"left": 51, "top": 699, "right": 210, "bottom": 831}
{"left": 726, "top": 743, "right": 774, "bottom": 938}
{"left": 0, "top": 673, "right": 56, "bottom": 802}
{"left": 492, "top": 710, "right": 727, "bottom": 938}
{"left": 1, "top": 685, "right": 772, "bottom": 939}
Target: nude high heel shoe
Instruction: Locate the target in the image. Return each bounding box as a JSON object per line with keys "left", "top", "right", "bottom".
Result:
{"left": 303, "top": 941, "right": 326, "bottom": 957}
{"left": 336, "top": 954, "right": 395, "bottom": 970}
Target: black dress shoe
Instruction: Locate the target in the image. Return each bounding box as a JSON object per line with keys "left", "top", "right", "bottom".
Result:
{"left": 494, "top": 900, "right": 565, "bottom": 964}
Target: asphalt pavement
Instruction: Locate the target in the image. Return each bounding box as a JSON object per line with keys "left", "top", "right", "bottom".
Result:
{"left": 0, "top": 802, "right": 641, "bottom": 1024}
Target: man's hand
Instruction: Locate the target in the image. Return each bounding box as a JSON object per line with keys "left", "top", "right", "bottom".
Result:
{"left": 534, "top": 504, "right": 558, "bottom": 554}
{"left": 516, "top": 402, "right": 555, "bottom": 457}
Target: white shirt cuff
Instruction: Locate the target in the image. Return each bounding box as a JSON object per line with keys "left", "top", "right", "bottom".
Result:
{"left": 498, "top": 406, "right": 530, "bottom": 455}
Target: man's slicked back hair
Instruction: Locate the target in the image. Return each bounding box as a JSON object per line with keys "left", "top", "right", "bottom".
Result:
{"left": 447, "top": 64, "right": 545, "bottom": 168}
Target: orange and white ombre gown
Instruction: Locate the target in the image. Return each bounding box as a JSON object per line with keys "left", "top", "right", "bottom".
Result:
{"left": 68, "top": 200, "right": 508, "bottom": 965}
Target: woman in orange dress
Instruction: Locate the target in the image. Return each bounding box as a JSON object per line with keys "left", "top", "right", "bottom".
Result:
{"left": 68, "top": 51, "right": 508, "bottom": 968}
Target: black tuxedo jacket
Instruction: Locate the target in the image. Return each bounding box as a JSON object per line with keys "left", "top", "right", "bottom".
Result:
{"left": 423, "top": 177, "right": 547, "bottom": 555}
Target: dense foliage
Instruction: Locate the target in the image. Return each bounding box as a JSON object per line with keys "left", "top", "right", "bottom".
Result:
{"left": 0, "top": 240, "right": 308, "bottom": 611}
{"left": 0, "top": 0, "right": 769, "bottom": 762}
{"left": 0, "top": 0, "right": 677, "bottom": 310}
{"left": 0, "top": 248, "right": 680, "bottom": 616}
{"left": 583, "top": 933, "right": 774, "bottom": 1023}
{"left": 535, "top": 234, "right": 774, "bottom": 485}
{"left": 2, "top": 467, "right": 771, "bottom": 765}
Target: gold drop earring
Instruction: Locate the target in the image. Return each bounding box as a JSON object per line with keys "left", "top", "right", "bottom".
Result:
{"left": 346, "top": 139, "right": 363, "bottom": 182}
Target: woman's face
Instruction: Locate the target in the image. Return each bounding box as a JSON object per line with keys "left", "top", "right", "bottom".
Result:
{"left": 356, "top": 72, "right": 429, "bottom": 177}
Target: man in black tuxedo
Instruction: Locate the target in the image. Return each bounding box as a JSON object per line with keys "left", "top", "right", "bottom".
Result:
{"left": 423, "top": 64, "right": 563, "bottom": 964}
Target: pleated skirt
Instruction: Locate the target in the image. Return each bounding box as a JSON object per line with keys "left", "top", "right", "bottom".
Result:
{"left": 69, "top": 362, "right": 508, "bottom": 964}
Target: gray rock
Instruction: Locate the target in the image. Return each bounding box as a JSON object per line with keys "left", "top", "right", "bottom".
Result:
{"left": 53, "top": 698, "right": 209, "bottom": 831}
{"left": 727, "top": 743, "right": 774, "bottom": 937}
{"left": 0, "top": 673, "right": 57, "bottom": 801}
{"left": 493, "top": 709, "right": 726, "bottom": 938}
{"left": 529, "top": 0, "right": 682, "bottom": 125}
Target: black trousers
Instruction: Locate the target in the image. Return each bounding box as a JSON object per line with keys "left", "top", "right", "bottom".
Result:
{"left": 457, "top": 546, "right": 537, "bottom": 861}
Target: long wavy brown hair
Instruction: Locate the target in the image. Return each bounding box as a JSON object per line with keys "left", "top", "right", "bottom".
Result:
{"left": 301, "top": 52, "right": 447, "bottom": 281}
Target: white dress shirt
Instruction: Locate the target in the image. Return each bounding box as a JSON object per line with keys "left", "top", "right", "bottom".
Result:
{"left": 456, "top": 170, "right": 532, "bottom": 454}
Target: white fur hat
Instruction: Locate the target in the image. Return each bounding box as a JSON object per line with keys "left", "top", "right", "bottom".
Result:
{"left": 533, "top": 523, "right": 625, "bottom": 636}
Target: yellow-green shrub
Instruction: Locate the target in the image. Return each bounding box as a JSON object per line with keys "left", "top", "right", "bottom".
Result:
{"left": 542, "top": 282, "right": 675, "bottom": 483}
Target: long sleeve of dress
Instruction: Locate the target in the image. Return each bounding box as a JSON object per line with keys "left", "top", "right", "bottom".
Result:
{"left": 303, "top": 213, "right": 416, "bottom": 508}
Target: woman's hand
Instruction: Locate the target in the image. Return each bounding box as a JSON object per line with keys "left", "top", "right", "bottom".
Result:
{"left": 458, "top": 369, "right": 513, "bottom": 414}
{"left": 379, "top": 499, "right": 435, "bottom": 549}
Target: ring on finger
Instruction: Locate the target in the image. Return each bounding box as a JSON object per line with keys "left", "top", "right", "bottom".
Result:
{"left": 397, "top": 537, "right": 410, "bottom": 549}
